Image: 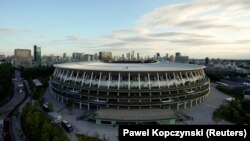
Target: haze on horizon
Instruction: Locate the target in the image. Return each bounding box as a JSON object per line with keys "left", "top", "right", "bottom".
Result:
{"left": 0, "top": 0, "right": 250, "bottom": 59}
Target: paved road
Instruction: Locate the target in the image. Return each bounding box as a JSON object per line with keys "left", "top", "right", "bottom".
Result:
{"left": 0, "top": 70, "right": 25, "bottom": 116}
{"left": 43, "top": 82, "right": 232, "bottom": 141}
{"left": 0, "top": 69, "right": 26, "bottom": 141}
{"left": 179, "top": 83, "right": 233, "bottom": 124}
{"left": 44, "top": 88, "right": 118, "bottom": 141}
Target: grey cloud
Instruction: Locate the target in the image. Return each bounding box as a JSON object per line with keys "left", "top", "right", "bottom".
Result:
{"left": 149, "top": 32, "right": 213, "bottom": 38}
{"left": 0, "top": 27, "right": 38, "bottom": 35}
{"left": 233, "top": 40, "right": 250, "bottom": 44}
{"left": 121, "top": 36, "right": 166, "bottom": 42}
{"left": 138, "top": 0, "right": 250, "bottom": 30}
{"left": 102, "top": 42, "right": 128, "bottom": 47}
{"left": 169, "top": 38, "right": 225, "bottom": 45}
{"left": 177, "top": 20, "right": 238, "bottom": 30}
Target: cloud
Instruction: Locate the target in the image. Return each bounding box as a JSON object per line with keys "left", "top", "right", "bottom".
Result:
{"left": 103, "top": 28, "right": 149, "bottom": 39}
{"left": 149, "top": 32, "right": 213, "bottom": 38}
{"left": 69, "top": 0, "right": 250, "bottom": 58}
{"left": 66, "top": 35, "right": 89, "bottom": 42}
{"left": 102, "top": 42, "right": 128, "bottom": 47}
{"left": 0, "top": 27, "right": 38, "bottom": 35}
{"left": 5, "top": 0, "right": 248, "bottom": 59}
{"left": 137, "top": 0, "right": 250, "bottom": 30}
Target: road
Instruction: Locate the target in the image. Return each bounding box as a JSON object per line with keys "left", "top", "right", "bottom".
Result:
{"left": 0, "top": 70, "right": 25, "bottom": 116}
{"left": 179, "top": 83, "right": 233, "bottom": 124}
{"left": 0, "top": 69, "right": 26, "bottom": 141}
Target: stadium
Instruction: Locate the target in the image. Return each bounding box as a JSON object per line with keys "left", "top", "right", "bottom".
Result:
{"left": 49, "top": 61, "right": 210, "bottom": 125}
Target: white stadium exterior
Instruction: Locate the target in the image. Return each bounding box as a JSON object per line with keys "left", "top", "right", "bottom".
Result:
{"left": 49, "top": 61, "right": 210, "bottom": 125}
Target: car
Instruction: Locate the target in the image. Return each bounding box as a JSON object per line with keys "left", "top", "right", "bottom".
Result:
{"left": 42, "top": 102, "right": 49, "bottom": 112}
{"left": 61, "top": 120, "right": 73, "bottom": 133}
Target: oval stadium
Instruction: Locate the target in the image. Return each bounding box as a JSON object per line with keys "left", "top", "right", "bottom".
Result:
{"left": 49, "top": 61, "right": 210, "bottom": 125}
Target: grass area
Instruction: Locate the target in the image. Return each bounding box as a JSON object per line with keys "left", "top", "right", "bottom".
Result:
{"left": 76, "top": 134, "right": 104, "bottom": 141}
{"left": 215, "top": 85, "right": 243, "bottom": 99}
{"left": 21, "top": 102, "right": 69, "bottom": 141}
{"left": 213, "top": 100, "right": 250, "bottom": 124}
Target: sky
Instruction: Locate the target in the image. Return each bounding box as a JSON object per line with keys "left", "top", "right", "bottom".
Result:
{"left": 0, "top": 0, "right": 250, "bottom": 59}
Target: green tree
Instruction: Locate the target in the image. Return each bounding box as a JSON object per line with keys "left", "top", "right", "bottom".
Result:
{"left": 48, "top": 102, "right": 54, "bottom": 112}
{"left": 66, "top": 98, "right": 73, "bottom": 113}
{"left": 20, "top": 103, "right": 69, "bottom": 141}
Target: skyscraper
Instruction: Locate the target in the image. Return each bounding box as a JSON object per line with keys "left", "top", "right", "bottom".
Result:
{"left": 137, "top": 53, "right": 140, "bottom": 60}
{"left": 131, "top": 51, "right": 135, "bottom": 60}
{"left": 165, "top": 53, "right": 169, "bottom": 60}
{"left": 176, "top": 52, "right": 181, "bottom": 58}
{"left": 169, "top": 55, "right": 175, "bottom": 62}
{"left": 99, "top": 52, "right": 112, "bottom": 62}
{"left": 126, "top": 52, "right": 131, "bottom": 60}
{"left": 63, "top": 52, "right": 67, "bottom": 58}
{"left": 34, "top": 45, "right": 41, "bottom": 63}
{"left": 72, "top": 52, "right": 85, "bottom": 61}
{"left": 156, "top": 52, "right": 160, "bottom": 60}
{"left": 205, "top": 57, "right": 210, "bottom": 65}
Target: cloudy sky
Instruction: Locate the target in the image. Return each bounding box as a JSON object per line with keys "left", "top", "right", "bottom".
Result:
{"left": 0, "top": 0, "right": 250, "bottom": 59}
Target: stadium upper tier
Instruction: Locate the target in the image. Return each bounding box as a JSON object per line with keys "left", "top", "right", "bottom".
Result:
{"left": 54, "top": 61, "right": 205, "bottom": 72}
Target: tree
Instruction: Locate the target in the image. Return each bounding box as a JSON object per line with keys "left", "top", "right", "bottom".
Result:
{"left": 21, "top": 104, "right": 69, "bottom": 141}
{"left": 48, "top": 102, "right": 54, "bottom": 112}
{"left": 66, "top": 98, "right": 73, "bottom": 113}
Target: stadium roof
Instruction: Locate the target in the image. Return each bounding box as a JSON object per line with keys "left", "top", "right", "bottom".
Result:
{"left": 93, "top": 109, "right": 177, "bottom": 121}
{"left": 54, "top": 61, "right": 205, "bottom": 72}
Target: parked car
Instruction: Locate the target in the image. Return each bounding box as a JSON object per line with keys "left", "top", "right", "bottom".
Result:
{"left": 61, "top": 120, "right": 73, "bottom": 133}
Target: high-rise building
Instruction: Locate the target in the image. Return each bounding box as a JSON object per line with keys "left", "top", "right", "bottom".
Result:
{"left": 72, "top": 52, "right": 85, "bottom": 61}
{"left": 122, "top": 54, "right": 125, "bottom": 60}
{"left": 126, "top": 52, "right": 131, "bottom": 60}
{"left": 63, "top": 53, "right": 67, "bottom": 58}
{"left": 99, "top": 52, "right": 112, "bottom": 62}
{"left": 175, "top": 52, "right": 189, "bottom": 63}
{"left": 94, "top": 53, "right": 99, "bottom": 60}
{"left": 137, "top": 53, "right": 140, "bottom": 60}
{"left": 0, "top": 55, "right": 5, "bottom": 60}
{"left": 175, "top": 56, "right": 189, "bottom": 63}
{"left": 84, "top": 54, "right": 94, "bottom": 61}
{"left": 15, "top": 49, "right": 32, "bottom": 65}
{"left": 156, "top": 53, "right": 160, "bottom": 60}
{"left": 176, "top": 52, "right": 181, "bottom": 58}
{"left": 165, "top": 53, "right": 169, "bottom": 60}
{"left": 169, "top": 55, "right": 175, "bottom": 62}
{"left": 205, "top": 57, "right": 210, "bottom": 65}
{"left": 131, "top": 51, "right": 135, "bottom": 60}
{"left": 34, "top": 45, "right": 41, "bottom": 63}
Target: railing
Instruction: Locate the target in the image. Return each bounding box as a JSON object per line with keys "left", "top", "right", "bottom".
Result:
{"left": 51, "top": 83, "right": 209, "bottom": 101}
{"left": 50, "top": 76, "right": 210, "bottom": 93}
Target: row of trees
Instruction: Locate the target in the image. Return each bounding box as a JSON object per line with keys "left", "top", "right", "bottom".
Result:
{"left": 213, "top": 100, "right": 250, "bottom": 124}
{"left": 205, "top": 68, "right": 248, "bottom": 81}
{"left": 0, "top": 63, "right": 14, "bottom": 105}
{"left": 76, "top": 134, "right": 102, "bottom": 141}
{"left": 21, "top": 66, "right": 54, "bottom": 102}
{"left": 21, "top": 65, "right": 54, "bottom": 79}
{"left": 216, "top": 85, "right": 244, "bottom": 99}
{"left": 21, "top": 103, "right": 69, "bottom": 141}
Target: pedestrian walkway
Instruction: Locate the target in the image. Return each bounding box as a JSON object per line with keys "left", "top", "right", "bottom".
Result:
{"left": 44, "top": 87, "right": 118, "bottom": 141}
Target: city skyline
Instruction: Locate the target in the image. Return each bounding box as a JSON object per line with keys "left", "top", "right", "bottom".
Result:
{"left": 1, "top": 0, "right": 250, "bottom": 59}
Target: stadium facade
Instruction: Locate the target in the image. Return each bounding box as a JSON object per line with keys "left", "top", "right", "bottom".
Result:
{"left": 49, "top": 61, "right": 210, "bottom": 111}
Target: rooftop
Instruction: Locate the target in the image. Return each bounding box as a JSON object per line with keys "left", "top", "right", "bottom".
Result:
{"left": 32, "top": 79, "right": 43, "bottom": 86}
{"left": 54, "top": 61, "right": 205, "bottom": 72}
{"left": 94, "top": 109, "right": 177, "bottom": 121}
